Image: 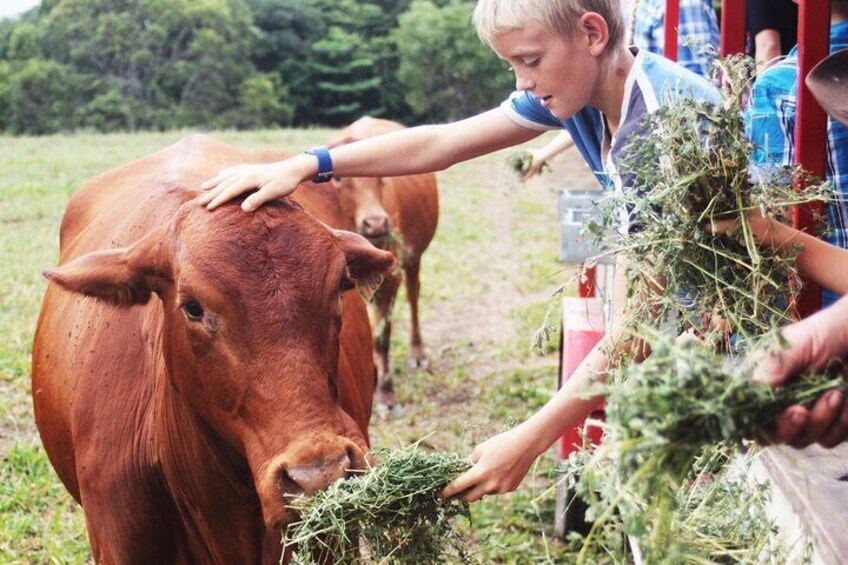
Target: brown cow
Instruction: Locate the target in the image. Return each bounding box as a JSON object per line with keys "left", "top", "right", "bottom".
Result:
{"left": 328, "top": 117, "right": 440, "bottom": 414}
{"left": 31, "top": 135, "right": 395, "bottom": 564}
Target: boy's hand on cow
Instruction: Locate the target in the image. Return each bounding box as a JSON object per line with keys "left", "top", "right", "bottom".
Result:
{"left": 439, "top": 425, "right": 541, "bottom": 502}
{"left": 199, "top": 156, "right": 314, "bottom": 212}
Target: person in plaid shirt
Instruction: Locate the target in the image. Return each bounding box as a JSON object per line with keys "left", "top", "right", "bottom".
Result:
{"left": 745, "top": 3, "right": 848, "bottom": 308}
{"left": 630, "top": 0, "right": 719, "bottom": 77}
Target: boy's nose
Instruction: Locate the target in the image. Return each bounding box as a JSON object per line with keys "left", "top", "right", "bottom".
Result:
{"left": 515, "top": 74, "right": 534, "bottom": 91}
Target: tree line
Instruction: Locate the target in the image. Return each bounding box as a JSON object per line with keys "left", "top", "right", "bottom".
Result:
{"left": 0, "top": 0, "right": 515, "bottom": 135}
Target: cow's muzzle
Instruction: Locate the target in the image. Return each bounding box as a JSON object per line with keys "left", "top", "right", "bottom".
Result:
{"left": 359, "top": 215, "right": 390, "bottom": 243}
{"left": 257, "top": 435, "right": 366, "bottom": 530}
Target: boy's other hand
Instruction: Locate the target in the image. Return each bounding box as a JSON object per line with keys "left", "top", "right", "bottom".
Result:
{"left": 439, "top": 426, "right": 539, "bottom": 502}
{"left": 521, "top": 149, "right": 547, "bottom": 182}
{"left": 199, "top": 157, "right": 312, "bottom": 212}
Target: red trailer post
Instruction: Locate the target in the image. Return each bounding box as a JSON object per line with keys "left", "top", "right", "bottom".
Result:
{"left": 664, "top": 0, "right": 680, "bottom": 61}
{"left": 794, "top": 0, "right": 831, "bottom": 317}
{"left": 720, "top": 0, "right": 746, "bottom": 56}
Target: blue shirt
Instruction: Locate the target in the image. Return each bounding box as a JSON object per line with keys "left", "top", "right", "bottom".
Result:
{"left": 501, "top": 48, "right": 719, "bottom": 200}
{"left": 745, "top": 22, "right": 848, "bottom": 307}
{"left": 631, "top": 0, "right": 720, "bottom": 77}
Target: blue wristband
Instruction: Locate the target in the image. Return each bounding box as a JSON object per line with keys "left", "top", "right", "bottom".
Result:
{"left": 305, "top": 146, "right": 334, "bottom": 183}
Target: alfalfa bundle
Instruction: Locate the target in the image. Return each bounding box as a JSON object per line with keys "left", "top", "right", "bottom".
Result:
{"left": 283, "top": 444, "right": 472, "bottom": 564}
{"left": 584, "top": 55, "right": 831, "bottom": 342}
{"left": 561, "top": 335, "right": 846, "bottom": 563}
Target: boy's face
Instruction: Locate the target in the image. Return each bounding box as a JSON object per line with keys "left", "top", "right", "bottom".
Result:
{"left": 492, "top": 24, "right": 601, "bottom": 120}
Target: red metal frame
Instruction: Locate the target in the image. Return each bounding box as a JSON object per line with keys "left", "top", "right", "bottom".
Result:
{"left": 664, "top": 0, "right": 680, "bottom": 61}
{"left": 720, "top": 0, "right": 746, "bottom": 56}
{"left": 578, "top": 265, "right": 597, "bottom": 298}
{"left": 793, "top": 0, "right": 831, "bottom": 317}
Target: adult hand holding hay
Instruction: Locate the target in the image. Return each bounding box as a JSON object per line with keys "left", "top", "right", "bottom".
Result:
{"left": 752, "top": 296, "right": 848, "bottom": 448}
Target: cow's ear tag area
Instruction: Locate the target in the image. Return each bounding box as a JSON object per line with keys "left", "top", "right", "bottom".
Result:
{"left": 43, "top": 226, "right": 173, "bottom": 306}
{"left": 332, "top": 229, "right": 396, "bottom": 302}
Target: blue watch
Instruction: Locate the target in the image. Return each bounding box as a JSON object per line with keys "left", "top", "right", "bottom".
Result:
{"left": 304, "top": 146, "right": 334, "bottom": 183}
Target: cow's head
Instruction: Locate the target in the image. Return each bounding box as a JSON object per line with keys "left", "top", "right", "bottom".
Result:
{"left": 44, "top": 198, "right": 396, "bottom": 529}
{"left": 333, "top": 176, "right": 391, "bottom": 248}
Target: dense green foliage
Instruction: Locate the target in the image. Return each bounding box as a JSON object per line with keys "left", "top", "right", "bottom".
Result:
{"left": 0, "top": 0, "right": 514, "bottom": 134}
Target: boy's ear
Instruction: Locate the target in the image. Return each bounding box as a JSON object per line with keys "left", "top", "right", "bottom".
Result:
{"left": 580, "top": 12, "right": 610, "bottom": 56}
{"left": 43, "top": 226, "right": 174, "bottom": 306}
{"left": 332, "top": 229, "right": 397, "bottom": 300}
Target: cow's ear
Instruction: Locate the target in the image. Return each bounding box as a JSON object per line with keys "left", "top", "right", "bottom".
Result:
{"left": 332, "top": 230, "right": 396, "bottom": 300}
{"left": 43, "top": 226, "right": 173, "bottom": 306}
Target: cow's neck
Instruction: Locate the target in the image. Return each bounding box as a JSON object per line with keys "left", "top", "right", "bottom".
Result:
{"left": 153, "top": 363, "right": 267, "bottom": 562}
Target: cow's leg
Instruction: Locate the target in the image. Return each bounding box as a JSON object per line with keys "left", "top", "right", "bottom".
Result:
{"left": 404, "top": 257, "right": 427, "bottom": 370}
{"left": 371, "top": 271, "right": 401, "bottom": 415}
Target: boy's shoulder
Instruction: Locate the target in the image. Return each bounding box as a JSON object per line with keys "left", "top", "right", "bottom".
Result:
{"left": 631, "top": 49, "right": 720, "bottom": 110}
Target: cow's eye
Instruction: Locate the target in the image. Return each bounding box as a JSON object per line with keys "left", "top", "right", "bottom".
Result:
{"left": 182, "top": 301, "right": 205, "bottom": 321}
{"left": 340, "top": 275, "right": 356, "bottom": 292}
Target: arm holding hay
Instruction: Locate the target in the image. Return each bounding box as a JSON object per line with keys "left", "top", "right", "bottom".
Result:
{"left": 521, "top": 131, "right": 574, "bottom": 181}
{"left": 711, "top": 211, "right": 848, "bottom": 296}
{"left": 442, "top": 257, "right": 655, "bottom": 502}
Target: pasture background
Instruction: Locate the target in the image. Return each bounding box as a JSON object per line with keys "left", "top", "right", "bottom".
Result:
{"left": 0, "top": 129, "right": 598, "bottom": 563}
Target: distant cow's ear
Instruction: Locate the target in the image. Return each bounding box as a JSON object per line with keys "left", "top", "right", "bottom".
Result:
{"left": 326, "top": 135, "right": 358, "bottom": 149}
{"left": 332, "top": 230, "right": 397, "bottom": 300}
{"left": 43, "top": 226, "right": 173, "bottom": 306}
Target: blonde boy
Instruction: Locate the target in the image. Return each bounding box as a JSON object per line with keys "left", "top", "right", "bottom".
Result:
{"left": 200, "top": 0, "right": 720, "bottom": 501}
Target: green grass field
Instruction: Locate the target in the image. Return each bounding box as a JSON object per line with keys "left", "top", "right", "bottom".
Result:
{"left": 0, "top": 129, "right": 597, "bottom": 563}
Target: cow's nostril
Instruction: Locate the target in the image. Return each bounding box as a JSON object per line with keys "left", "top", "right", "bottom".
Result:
{"left": 276, "top": 467, "right": 304, "bottom": 498}
{"left": 361, "top": 216, "right": 390, "bottom": 236}
{"left": 343, "top": 448, "right": 356, "bottom": 478}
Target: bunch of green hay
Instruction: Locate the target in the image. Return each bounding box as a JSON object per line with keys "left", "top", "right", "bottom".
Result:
{"left": 562, "top": 335, "right": 844, "bottom": 563}
{"left": 605, "top": 336, "right": 846, "bottom": 484}
{"left": 283, "top": 445, "right": 472, "bottom": 564}
{"left": 559, "top": 443, "right": 791, "bottom": 564}
{"left": 585, "top": 55, "right": 831, "bottom": 341}
{"left": 506, "top": 149, "right": 551, "bottom": 179}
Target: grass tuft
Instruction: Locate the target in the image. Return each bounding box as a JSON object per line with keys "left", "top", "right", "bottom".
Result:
{"left": 283, "top": 444, "right": 472, "bottom": 564}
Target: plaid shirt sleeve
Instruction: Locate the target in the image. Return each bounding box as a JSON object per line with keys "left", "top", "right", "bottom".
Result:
{"left": 745, "top": 29, "right": 848, "bottom": 308}
{"left": 632, "top": 0, "right": 720, "bottom": 77}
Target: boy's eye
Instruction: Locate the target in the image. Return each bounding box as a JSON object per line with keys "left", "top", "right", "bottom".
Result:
{"left": 524, "top": 58, "right": 540, "bottom": 68}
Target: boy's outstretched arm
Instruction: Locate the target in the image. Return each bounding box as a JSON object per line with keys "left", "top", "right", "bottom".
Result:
{"left": 200, "top": 109, "right": 542, "bottom": 212}
{"left": 441, "top": 256, "right": 648, "bottom": 502}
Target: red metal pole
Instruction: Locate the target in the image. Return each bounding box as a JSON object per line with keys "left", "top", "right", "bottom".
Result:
{"left": 578, "top": 265, "right": 596, "bottom": 298}
{"left": 794, "top": 0, "right": 831, "bottom": 317}
{"left": 720, "top": 0, "right": 746, "bottom": 56}
{"left": 664, "top": 0, "right": 680, "bottom": 61}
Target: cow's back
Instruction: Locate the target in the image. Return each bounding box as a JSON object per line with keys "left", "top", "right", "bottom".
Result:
{"left": 33, "top": 135, "right": 372, "bottom": 507}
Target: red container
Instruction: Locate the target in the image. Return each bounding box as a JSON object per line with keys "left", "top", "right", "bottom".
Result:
{"left": 557, "top": 297, "right": 605, "bottom": 459}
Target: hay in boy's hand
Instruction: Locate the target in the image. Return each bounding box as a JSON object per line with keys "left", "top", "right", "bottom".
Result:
{"left": 283, "top": 445, "right": 472, "bottom": 564}
{"left": 506, "top": 149, "right": 551, "bottom": 179}
{"left": 606, "top": 335, "right": 847, "bottom": 482}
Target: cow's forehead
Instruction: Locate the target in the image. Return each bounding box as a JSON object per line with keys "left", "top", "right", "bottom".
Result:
{"left": 173, "top": 201, "right": 346, "bottom": 289}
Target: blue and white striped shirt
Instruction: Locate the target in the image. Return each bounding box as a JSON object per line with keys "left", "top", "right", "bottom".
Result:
{"left": 745, "top": 22, "right": 848, "bottom": 307}
{"left": 631, "top": 0, "right": 720, "bottom": 77}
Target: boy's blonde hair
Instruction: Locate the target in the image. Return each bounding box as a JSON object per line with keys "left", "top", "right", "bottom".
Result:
{"left": 473, "top": 0, "right": 624, "bottom": 51}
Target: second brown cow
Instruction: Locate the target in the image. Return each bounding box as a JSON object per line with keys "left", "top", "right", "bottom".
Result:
{"left": 329, "top": 117, "right": 440, "bottom": 414}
